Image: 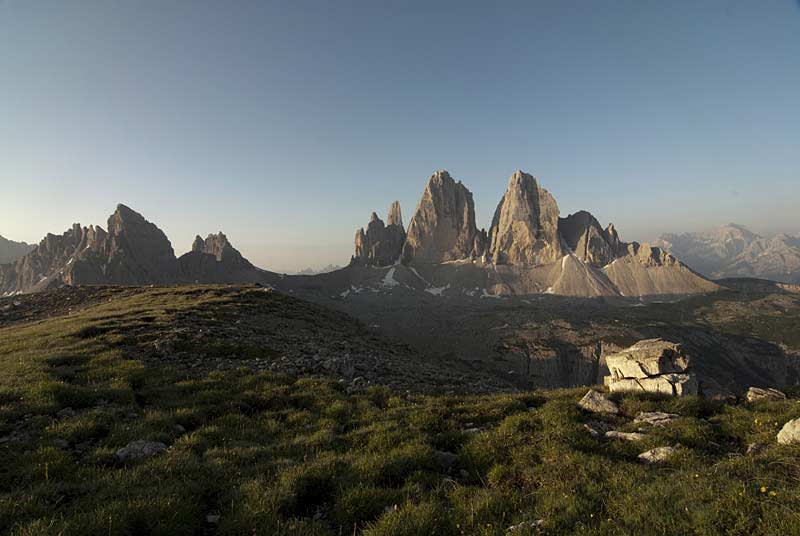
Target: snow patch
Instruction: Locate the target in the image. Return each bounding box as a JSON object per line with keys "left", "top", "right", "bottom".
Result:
{"left": 480, "top": 288, "right": 501, "bottom": 299}
{"left": 382, "top": 267, "right": 399, "bottom": 287}
{"left": 425, "top": 284, "right": 450, "bottom": 296}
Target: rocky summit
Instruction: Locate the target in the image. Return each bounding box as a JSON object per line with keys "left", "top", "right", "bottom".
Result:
{"left": 401, "top": 170, "right": 486, "bottom": 263}
{"left": 487, "top": 171, "right": 563, "bottom": 266}
{"left": 351, "top": 203, "right": 406, "bottom": 267}
{"left": 179, "top": 232, "right": 264, "bottom": 284}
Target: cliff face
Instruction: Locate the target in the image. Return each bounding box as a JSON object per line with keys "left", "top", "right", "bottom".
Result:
{"left": 488, "top": 171, "right": 564, "bottom": 266}
{"left": 401, "top": 171, "right": 484, "bottom": 263}
{"left": 351, "top": 205, "right": 406, "bottom": 267}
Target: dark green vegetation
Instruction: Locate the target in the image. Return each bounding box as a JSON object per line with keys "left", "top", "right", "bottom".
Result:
{"left": 2, "top": 286, "right": 800, "bottom": 535}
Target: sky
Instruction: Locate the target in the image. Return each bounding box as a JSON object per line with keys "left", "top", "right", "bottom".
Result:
{"left": 1, "top": 1, "right": 799, "bottom": 272}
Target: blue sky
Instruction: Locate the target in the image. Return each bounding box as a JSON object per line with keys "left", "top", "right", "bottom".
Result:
{"left": 1, "top": 1, "right": 798, "bottom": 271}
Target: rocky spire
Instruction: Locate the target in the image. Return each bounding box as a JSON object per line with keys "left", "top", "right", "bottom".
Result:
{"left": 401, "top": 170, "right": 483, "bottom": 264}
{"left": 191, "top": 235, "right": 205, "bottom": 253}
{"left": 195, "top": 232, "right": 236, "bottom": 261}
{"left": 351, "top": 206, "right": 405, "bottom": 267}
{"left": 387, "top": 201, "right": 403, "bottom": 228}
{"left": 487, "top": 171, "right": 563, "bottom": 265}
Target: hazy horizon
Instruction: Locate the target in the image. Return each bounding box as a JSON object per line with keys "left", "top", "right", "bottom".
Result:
{"left": 2, "top": 1, "right": 799, "bottom": 272}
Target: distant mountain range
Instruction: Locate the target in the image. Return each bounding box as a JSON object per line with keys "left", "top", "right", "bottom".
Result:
{"left": 0, "top": 235, "right": 34, "bottom": 264}
{"left": 655, "top": 224, "right": 800, "bottom": 284}
{"left": 1, "top": 170, "right": 723, "bottom": 298}
{"left": 292, "top": 265, "right": 343, "bottom": 276}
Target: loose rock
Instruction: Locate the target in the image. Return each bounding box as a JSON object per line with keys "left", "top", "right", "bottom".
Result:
{"left": 116, "top": 440, "right": 167, "bottom": 463}
{"left": 433, "top": 450, "right": 459, "bottom": 470}
{"left": 777, "top": 418, "right": 800, "bottom": 445}
{"left": 638, "top": 446, "right": 677, "bottom": 464}
{"left": 634, "top": 412, "right": 680, "bottom": 427}
{"left": 605, "top": 430, "right": 646, "bottom": 441}
{"left": 578, "top": 390, "right": 619, "bottom": 415}
{"left": 746, "top": 387, "right": 786, "bottom": 403}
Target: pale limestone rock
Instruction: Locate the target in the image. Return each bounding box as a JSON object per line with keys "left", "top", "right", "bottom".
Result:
{"left": 638, "top": 446, "right": 677, "bottom": 464}
{"left": 578, "top": 390, "right": 619, "bottom": 415}
{"left": 608, "top": 374, "right": 698, "bottom": 397}
{"left": 634, "top": 412, "right": 680, "bottom": 427}
{"left": 605, "top": 430, "right": 646, "bottom": 441}
{"left": 604, "top": 339, "right": 699, "bottom": 397}
{"left": 402, "top": 171, "right": 483, "bottom": 263}
{"left": 777, "top": 418, "right": 800, "bottom": 445}
{"left": 487, "top": 171, "right": 563, "bottom": 265}
{"left": 605, "top": 339, "right": 690, "bottom": 379}
{"left": 746, "top": 387, "right": 786, "bottom": 403}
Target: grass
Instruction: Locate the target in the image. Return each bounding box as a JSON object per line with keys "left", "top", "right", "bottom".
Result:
{"left": 2, "top": 286, "right": 800, "bottom": 535}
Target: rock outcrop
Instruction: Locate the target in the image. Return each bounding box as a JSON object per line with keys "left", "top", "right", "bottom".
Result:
{"left": 352, "top": 204, "right": 406, "bottom": 267}
{"left": 746, "top": 387, "right": 787, "bottom": 403}
{"left": 179, "top": 232, "right": 263, "bottom": 283}
{"left": 777, "top": 419, "right": 800, "bottom": 445}
{"left": 604, "top": 339, "right": 699, "bottom": 397}
{"left": 402, "top": 171, "right": 484, "bottom": 263}
{"left": 488, "top": 171, "right": 563, "bottom": 265}
{"left": 578, "top": 390, "right": 620, "bottom": 414}
{"left": 638, "top": 446, "right": 677, "bottom": 464}
{"left": 0, "top": 235, "right": 35, "bottom": 264}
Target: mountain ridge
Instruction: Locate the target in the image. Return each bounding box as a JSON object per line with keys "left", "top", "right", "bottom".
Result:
{"left": 655, "top": 224, "right": 800, "bottom": 284}
{"left": 3, "top": 169, "right": 721, "bottom": 298}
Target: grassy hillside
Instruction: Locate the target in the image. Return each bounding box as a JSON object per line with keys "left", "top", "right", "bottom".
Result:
{"left": 2, "top": 286, "right": 800, "bottom": 535}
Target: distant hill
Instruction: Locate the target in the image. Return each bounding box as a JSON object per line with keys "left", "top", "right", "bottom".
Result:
{"left": 0, "top": 235, "right": 34, "bottom": 264}
{"left": 655, "top": 224, "right": 800, "bottom": 284}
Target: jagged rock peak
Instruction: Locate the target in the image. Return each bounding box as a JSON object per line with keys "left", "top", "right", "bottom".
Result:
{"left": 193, "top": 232, "right": 238, "bottom": 262}
{"left": 387, "top": 201, "right": 403, "bottom": 228}
{"left": 558, "top": 211, "right": 623, "bottom": 267}
{"left": 191, "top": 235, "right": 205, "bottom": 252}
{"left": 401, "top": 170, "right": 483, "bottom": 264}
{"left": 352, "top": 206, "right": 405, "bottom": 267}
{"left": 488, "top": 170, "right": 563, "bottom": 265}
